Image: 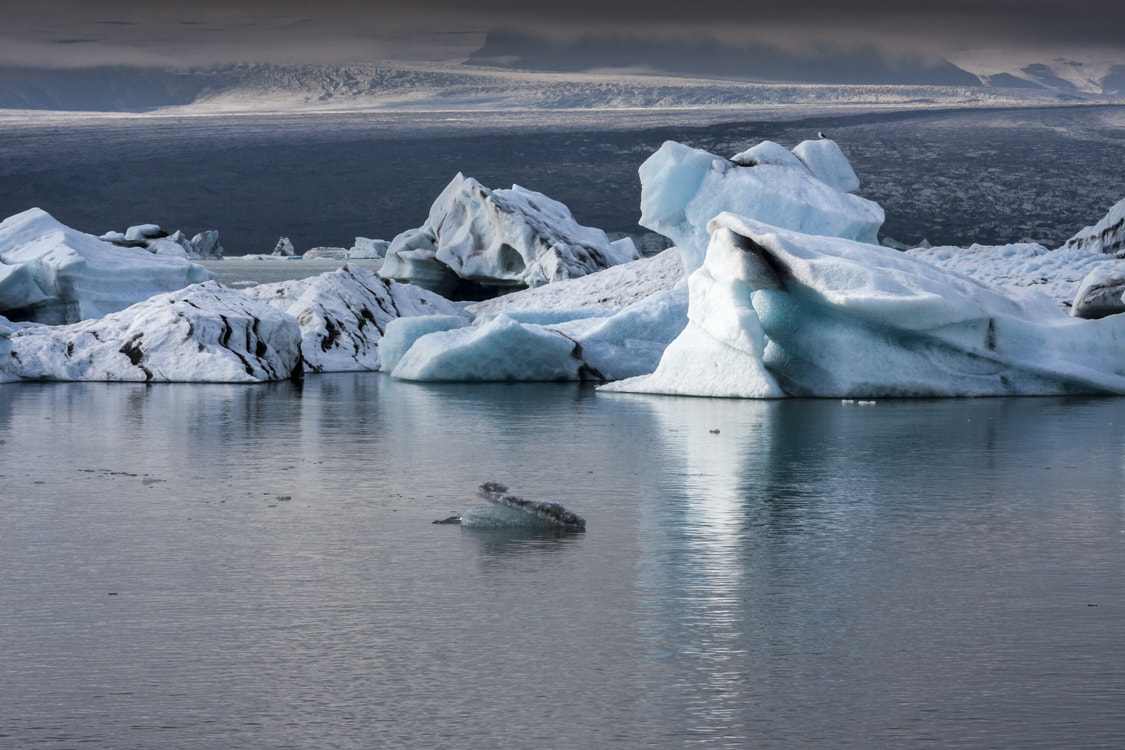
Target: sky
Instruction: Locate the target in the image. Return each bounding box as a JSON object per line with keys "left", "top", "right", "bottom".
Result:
{"left": 1, "top": 0, "right": 1124, "bottom": 69}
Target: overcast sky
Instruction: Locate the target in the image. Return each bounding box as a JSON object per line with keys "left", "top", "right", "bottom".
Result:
{"left": 2, "top": 0, "right": 1123, "bottom": 68}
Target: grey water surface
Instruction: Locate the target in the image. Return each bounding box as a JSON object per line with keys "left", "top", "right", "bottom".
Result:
{"left": 1, "top": 376, "right": 1123, "bottom": 748}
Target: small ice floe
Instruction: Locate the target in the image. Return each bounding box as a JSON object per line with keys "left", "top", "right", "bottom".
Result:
{"left": 443, "top": 482, "right": 587, "bottom": 531}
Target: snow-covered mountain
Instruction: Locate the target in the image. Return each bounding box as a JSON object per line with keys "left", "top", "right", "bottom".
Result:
{"left": 468, "top": 31, "right": 1125, "bottom": 98}
{"left": 948, "top": 50, "right": 1125, "bottom": 96}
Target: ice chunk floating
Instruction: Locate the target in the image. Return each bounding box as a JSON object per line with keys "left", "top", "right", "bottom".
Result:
{"left": 0, "top": 209, "right": 215, "bottom": 324}
{"left": 380, "top": 173, "right": 639, "bottom": 296}
{"left": 455, "top": 482, "right": 587, "bottom": 530}
{"left": 2, "top": 282, "right": 302, "bottom": 383}
{"left": 605, "top": 213, "right": 1125, "bottom": 398}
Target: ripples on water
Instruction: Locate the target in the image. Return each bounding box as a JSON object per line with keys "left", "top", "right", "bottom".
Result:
{"left": 1, "top": 376, "right": 1122, "bottom": 748}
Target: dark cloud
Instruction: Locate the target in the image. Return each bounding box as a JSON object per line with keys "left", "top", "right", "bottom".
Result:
{"left": 0, "top": 0, "right": 1122, "bottom": 68}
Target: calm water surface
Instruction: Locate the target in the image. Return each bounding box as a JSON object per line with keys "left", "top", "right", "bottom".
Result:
{"left": 1, "top": 376, "right": 1123, "bottom": 748}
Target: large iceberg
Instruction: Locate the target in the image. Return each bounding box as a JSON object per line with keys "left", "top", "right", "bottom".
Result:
{"left": 382, "top": 137, "right": 887, "bottom": 386}
{"left": 605, "top": 213, "right": 1125, "bottom": 398}
{"left": 3, "top": 282, "right": 301, "bottom": 383}
{"left": 380, "top": 173, "right": 640, "bottom": 296}
{"left": 0, "top": 209, "right": 215, "bottom": 324}
{"left": 243, "top": 264, "right": 468, "bottom": 373}
{"left": 638, "top": 139, "right": 884, "bottom": 273}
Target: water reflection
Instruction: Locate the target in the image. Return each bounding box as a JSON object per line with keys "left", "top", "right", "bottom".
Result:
{"left": 2, "top": 379, "right": 1123, "bottom": 748}
{"left": 622, "top": 393, "right": 1125, "bottom": 745}
{"left": 460, "top": 527, "right": 586, "bottom": 559}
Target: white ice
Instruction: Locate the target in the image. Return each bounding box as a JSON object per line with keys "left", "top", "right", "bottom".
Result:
{"left": 0, "top": 209, "right": 215, "bottom": 324}
{"left": 243, "top": 264, "right": 468, "bottom": 373}
{"left": 606, "top": 213, "right": 1125, "bottom": 398}
{"left": 380, "top": 173, "right": 640, "bottom": 295}
{"left": 2, "top": 282, "right": 301, "bottom": 383}
{"left": 638, "top": 139, "right": 884, "bottom": 273}
{"left": 384, "top": 250, "right": 688, "bottom": 383}
{"left": 347, "top": 237, "right": 389, "bottom": 259}
{"left": 907, "top": 240, "right": 1125, "bottom": 319}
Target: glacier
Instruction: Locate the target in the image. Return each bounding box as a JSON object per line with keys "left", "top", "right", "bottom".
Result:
{"left": 1, "top": 209, "right": 215, "bottom": 325}
{"left": 380, "top": 173, "right": 639, "bottom": 296}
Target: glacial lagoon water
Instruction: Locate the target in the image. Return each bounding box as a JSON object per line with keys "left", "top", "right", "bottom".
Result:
{"left": 1, "top": 375, "right": 1123, "bottom": 748}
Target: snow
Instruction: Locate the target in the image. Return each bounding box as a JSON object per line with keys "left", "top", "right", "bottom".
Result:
{"left": 0, "top": 208, "right": 216, "bottom": 324}
{"left": 1061, "top": 197, "right": 1125, "bottom": 256}
{"left": 243, "top": 264, "right": 467, "bottom": 373}
{"left": 638, "top": 140, "right": 884, "bottom": 274}
{"left": 2, "top": 282, "right": 301, "bottom": 383}
{"left": 380, "top": 173, "right": 640, "bottom": 295}
{"left": 607, "top": 213, "right": 1125, "bottom": 398}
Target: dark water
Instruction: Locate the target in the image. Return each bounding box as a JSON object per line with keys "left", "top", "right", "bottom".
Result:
{"left": 1, "top": 105, "right": 1124, "bottom": 253}
{"left": 1, "top": 375, "right": 1123, "bottom": 748}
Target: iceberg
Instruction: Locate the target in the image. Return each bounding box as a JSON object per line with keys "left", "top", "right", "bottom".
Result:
{"left": 605, "top": 213, "right": 1125, "bottom": 398}
{"left": 1061, "top": 197, "right": 1125, "bottom": 257}
{"left": 390, "top": 313, "right": 583, "bottom": 382}
{"left": 188, "top": 230, "right": 224, "bottom": 260}
{"left": 2, "top": 282, "right": 301, "bottom": 383}
{"left": 104, "top": 226, "right": 225, "bottom": 260}
{"left": 243, "top": 264, "right": 468, "bottom": 373}
{"left": 124, "top": 224, "right": 164, "bottom": 242}
{"left": 458, "top": 482, "right": 586, "bottom": 530}
{"left": 378, "top": 314, "right": 471, "bottom": 375}
{"left": 302, "top": 247, "right": 349, "bottom": 260}
{"left": 384, "top": 251, "right": 688, "bottom": 383}
{"left": 0, "top": 209, "right": 216, "bottom": 324}
{"left": 638, "top": 139, "right": 884, "bottom": 273}
{"left": 0, "top": 314, "right": 14, "bottom": 383}
{"left": 347, "top": 237, "right": 389, "bottom": 259}
{"left": 382, "top": 134, "right": 884, "bottom": 387}
{"left": 380, "top": 173, "right": 640, "bottom": 296}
